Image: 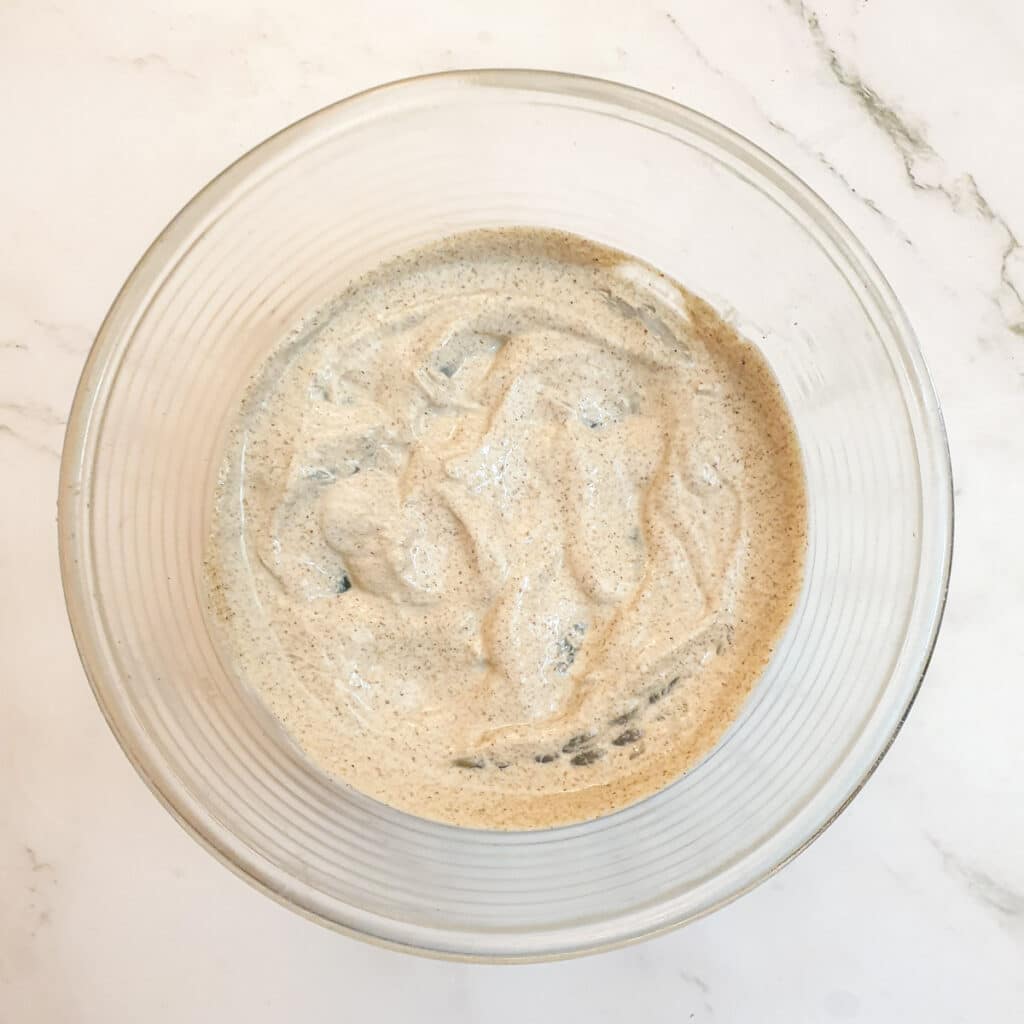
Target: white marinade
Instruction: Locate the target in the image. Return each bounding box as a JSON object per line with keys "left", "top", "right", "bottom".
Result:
{"left": 206, "top": 228, "right": 806, "bottom": 829}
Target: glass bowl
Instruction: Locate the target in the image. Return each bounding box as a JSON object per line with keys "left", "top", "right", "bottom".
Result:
{"left": 58, "top": 70, "right": 952, "bottom": 961}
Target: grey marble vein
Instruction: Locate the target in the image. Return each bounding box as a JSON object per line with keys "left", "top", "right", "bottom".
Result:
{"left": 928, "top": 834, "right": 1024, "bottom": 921}
{"left": 25, "top": 846, "right": 54, "bottom": 875}
{"left": 0, "top": 424, "right": 60, "bottom": 460}
{"left": 787, "top": 1, "right": 1024, "bottom": 332}
{"left": 23, "top": 846, "right": 57, "bottom": 937}
{"left": 663, "top": 11, "right": 783, "bottom": 132}
{"left": 678, "top": 967, "right": 710, "bottom": 994}
{"left": 678, "top": 967, "right": 715, "bottom": 1018}
{"left": 0, "top": 401, "right": 67, "bottom": 428}
{"left": 663, "top": 12, "right": 725, "bottom": 79}
{"left": 662, "top": 9, "right": 909, "bottom": 242}
{"left": 811, "top": 150, "right": 914, "bottom": 244}
{"left": 32, "top": 318, "right": 92, "bottom": 354}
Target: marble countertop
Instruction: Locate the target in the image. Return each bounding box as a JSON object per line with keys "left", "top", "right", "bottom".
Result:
{"left": 2, "top": 1, "right": 1022, "bottom": 1019}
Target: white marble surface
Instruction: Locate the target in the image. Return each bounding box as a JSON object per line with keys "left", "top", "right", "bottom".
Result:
{"left": 2, "top": 0, "right": 1022, "bottom": 1019}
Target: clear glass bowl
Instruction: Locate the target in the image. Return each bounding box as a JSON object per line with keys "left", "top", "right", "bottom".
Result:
{"left": 58, "top": 70, "right": 952, "bottom": 961}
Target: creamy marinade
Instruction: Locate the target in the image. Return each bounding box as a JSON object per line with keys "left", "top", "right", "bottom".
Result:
{"left": 205, "top": 228, "right": 807, "bottom": 829}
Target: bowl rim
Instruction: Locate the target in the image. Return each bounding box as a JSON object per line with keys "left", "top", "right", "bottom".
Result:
{"left": 58, "top": 67, "right": 954, "bottom": 962}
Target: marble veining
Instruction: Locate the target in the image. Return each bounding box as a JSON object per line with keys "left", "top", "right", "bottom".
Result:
{"left": 664, "top": 9, "right": 917, "bottom": 246}
{"left": 0, "top": 401, "right": 66, "bottom": 460}
{"left": 31, "top": 319, "right": 94, "bottom": 354}
{"left": 790, "top": 3, "right": 1024, "bottom": 334}
{"left": 929, "top": 834, "right": 1024, "bottom": 922}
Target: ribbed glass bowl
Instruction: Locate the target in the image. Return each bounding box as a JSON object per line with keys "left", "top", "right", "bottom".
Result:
{"left": 58, "top": 70, "right": 952, "bottom": 961}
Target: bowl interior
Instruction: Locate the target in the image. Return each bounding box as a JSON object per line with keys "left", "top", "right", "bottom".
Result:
{"left": 59, "top": 70, "right": 952, "bottom": 960}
